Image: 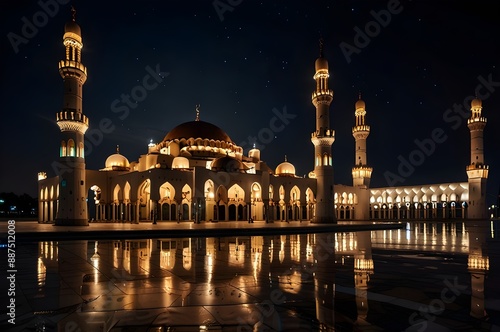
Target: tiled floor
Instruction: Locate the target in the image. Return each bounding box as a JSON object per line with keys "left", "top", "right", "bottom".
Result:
{"left": 1, "top": 221, "right": 499, "bottom": 331}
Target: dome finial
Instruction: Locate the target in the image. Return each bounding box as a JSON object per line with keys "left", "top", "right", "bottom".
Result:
{"left": 358, "top": 91, "right": 362, "bottom": 100}
{"left": 116, "top": 144, "right": 119, "bottom": 154}
{"left": 284, "top": 154, "right": 288, "bottom": 162}
{"left": 71, "top": 5, "right": 76, "bottom": 22}
{"left": 195, "top": 104, "right": 200, "bottom": 121}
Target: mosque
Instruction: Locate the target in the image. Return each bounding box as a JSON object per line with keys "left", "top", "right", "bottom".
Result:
{"left": 37, "top": 15, "right": 489, "bottom": 226}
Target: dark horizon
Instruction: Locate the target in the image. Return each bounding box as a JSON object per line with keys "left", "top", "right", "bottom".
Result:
{"left": 1, "top": 1, "right": 499, "bottom": 205}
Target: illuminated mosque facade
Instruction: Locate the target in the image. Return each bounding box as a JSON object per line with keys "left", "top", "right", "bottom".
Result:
{"left": 37, "top": 16, "right": 489, "bottom": 226}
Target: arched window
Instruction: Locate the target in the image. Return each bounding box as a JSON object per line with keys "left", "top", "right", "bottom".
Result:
{"left": 323, "top": 154, "right": 328, "bottom": 166}
{"left": 68, "top": 139, "right": 75, "bottom": 157}
{"left": 60, "top": 140, "right": 67, "bottom": 157}
{"left": 79, "top": 142, "right": 84, "bottom": 158}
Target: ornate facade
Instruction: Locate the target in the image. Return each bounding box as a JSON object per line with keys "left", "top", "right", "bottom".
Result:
{"left": 38, "top": 16, "right": 488, "bottom": 225}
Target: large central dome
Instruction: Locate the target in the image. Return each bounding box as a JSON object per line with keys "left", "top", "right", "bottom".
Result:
{"left": 163, "top": 120, "right": 232, "bottom": 143}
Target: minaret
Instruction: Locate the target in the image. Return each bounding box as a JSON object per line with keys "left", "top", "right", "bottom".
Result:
{"left": 466, "top": 98, "right": 488, "bottom": 219}
{"left": 352, "top": 93, "right": 373, "bottom": 220}
{"left": 55, "top": 7, "right": 89, "bottom": 226}
{"left": 311, "top": 39, "right": 336, "bottom": 223}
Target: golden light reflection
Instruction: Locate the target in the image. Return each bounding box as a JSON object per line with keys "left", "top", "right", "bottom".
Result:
{"left": 37, "top": 257, "right": 46, "bottom": 289}
{"left": 468, "top": 255, "right": 489, "bottom": 271}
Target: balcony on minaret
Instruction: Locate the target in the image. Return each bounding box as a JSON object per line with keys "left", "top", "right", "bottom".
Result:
{"left": 352, "top": 125, "right": 370, "bottom": 133}
{"left": 352, "top": 166, "right": 373, "bottom": 181}
{"left": 312, "top": 128, "right": 335, "bottom": 139}
{"left": 59, "top": 60, "right": 87, "bottom": 73}
{"left": 311, "top": 89, "right": 333, "bottom": 105}
{"left": 467, "top": 116, "right": 487, "bottom": 126}
{"left": 466, "top": 163, "right": 489, "bottom": 179}
{"left": 56, "top": 110, "right": 89, "bottom": 134}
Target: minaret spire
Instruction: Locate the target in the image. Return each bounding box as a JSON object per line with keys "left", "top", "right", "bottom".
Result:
{"left": 466, "top": 97, "right": 488, "bottom": 219}
{"left": 54, "top": 10, "right": 89, "bottom": 226}
{"left": 352, "top": 94, "right": 372, "bottom": 220}
{"left": 71, "top": 5, "right": 76, "bottom": 21}
{"left": 310, "top": 40, "right": 336, "bottom": 224}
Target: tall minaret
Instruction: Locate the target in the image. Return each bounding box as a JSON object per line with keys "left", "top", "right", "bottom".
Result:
{"left": 466, "top": 98, "right": 488, "bottom": 219}
{"left": 55, "top": 8, "right": 89, "bottom": 226}
{"left": 311, "top": 39, "right": 336, "bottom": 223}
{"left": 352, "top": 94, "right": 373, "bottom": 220}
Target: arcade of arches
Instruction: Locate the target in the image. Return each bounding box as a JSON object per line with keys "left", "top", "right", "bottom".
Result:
{"left": 39, "top": 179, "right": 471, "bottom": 222}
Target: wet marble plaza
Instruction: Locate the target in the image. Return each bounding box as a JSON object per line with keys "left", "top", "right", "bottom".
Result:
{"left": 2, "top": 220, "right": 499, "bottom": 331}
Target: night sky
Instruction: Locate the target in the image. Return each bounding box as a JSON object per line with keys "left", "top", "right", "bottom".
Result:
{"left": 1, "top": 1, "right": 499, "bottom": 205}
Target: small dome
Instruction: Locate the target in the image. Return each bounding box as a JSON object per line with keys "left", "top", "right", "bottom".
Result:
{"left": 275, "top": 158, "right": 296, "bottom": 177}
{"left": 315, "top": 57, "right": 329, "bottom": 71}
{"left": 64, "top": 21, "right": 81, "bottom": 35}
{"left": 355, "top": 98, "right": 365, "bottom": 111}
{"left": 105, "top": 153, "right": 129, "bottom": 169}
{"left": 471, "top": 98, "right": 482, "bottom": 108}
{"left": 211, "top": 156, "right": 245, "bottom": 173}
{"left": 172, "top": 156, "right": 190, "bottom": 169}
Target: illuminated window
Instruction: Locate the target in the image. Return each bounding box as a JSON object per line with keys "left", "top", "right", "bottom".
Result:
{"left": 79, "top": 142, "right": 84, "bottom": 158}
{"left": 60, "top": 140, "right": 67, "bottom": 157}
{"left": 68, "top": 139, "right": 75, "bottom": 157}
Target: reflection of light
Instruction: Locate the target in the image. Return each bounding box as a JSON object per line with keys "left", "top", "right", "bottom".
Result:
{"left": 37, "top": 257, "right": 46, "bottom": 289}
{"left": 468, "top": 255, "right": 489, "bottom": 271}
{"left": 354, "top": 258, "right": 374, "bottom": 271}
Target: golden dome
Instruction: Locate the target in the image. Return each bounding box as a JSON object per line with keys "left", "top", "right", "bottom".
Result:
{"left": 64, "top": 21, "right": 81, "bottom": 36}
{"left": 275, "top": 157, "right": 296, "bottom": 177}
{"left": 171, "top": 156, "right": 190, "bottom": 169}
{"left": 315, "top": 57, "right": 328, "bottom": 71}
{"left": 471, "top": 98, "right": 482, "bottom": 108}
{"left": 211, "top": 155, "right": 245, "bottom": 173}
{"left": 105, "top": 153, "right": 129, "bottom": 170}
{"left": 355, "top": 98, "right": 365, "bottom": 111}
{"left": 163, "top": 120, "right": 232, "bottom": 143}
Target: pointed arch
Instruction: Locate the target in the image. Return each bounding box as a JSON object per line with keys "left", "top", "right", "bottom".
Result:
{"left": 138, "top": 179, "right": 151, "bottom": 220}
{"left": 279, "top": 185, "right": 285, "bottom": 201}
{"left": 228, "top": 183, "right": 245, "bottom": 201}
{"left": 251, "top": 182, "right": 262, "bottom": 200}
{"left": 113, "top": 184, "right": 122, "bottom": 202}
{"left": 124, "top": 182, "right": 131, "bottom": 201}
{"left": 290, "top": 185, "right": 300, "bottom": 203}
{"left": 204, "top": 180, "right": 215, "bottom": 200}
{"left": 60, "top": 140, "right": 67, "bottom": 157}
{"left": 159, "top": 182, "right": 175, "bottom": 201}
{"left": 68, "top": 139, "right": 75, "bottom": 157}
{"left": 79, "top": 142, "right": 84, "bottom": 158}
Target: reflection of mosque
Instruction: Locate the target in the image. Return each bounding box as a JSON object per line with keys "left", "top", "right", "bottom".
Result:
{"left": 38, "top": 11, "right": 489, "bottom": 226}
{"left": 30, "top": 221, "right": 495, "bottom": 330}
